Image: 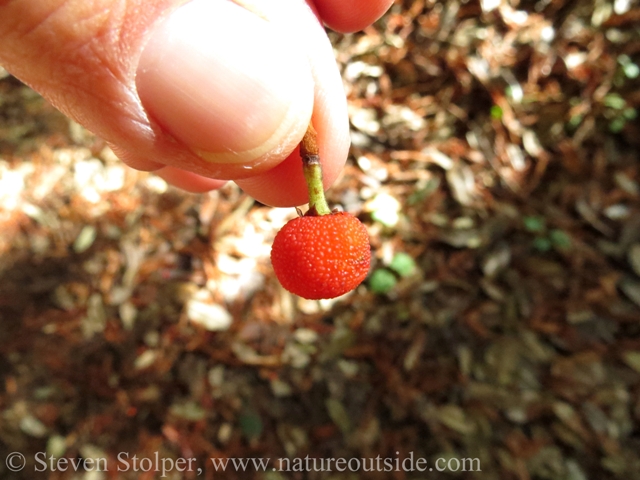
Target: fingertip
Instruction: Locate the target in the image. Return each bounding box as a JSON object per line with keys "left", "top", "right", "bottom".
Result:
{"left": 156, "top": 166, "right": 228, "bottom": 193}
{"left": 315, "top": 0, "right": 394, "bottom": 33}
{"left": 235, "top": 150, "right": 309, "bottom": 207}
{"left": 236, "top": 117, "right": 349, "bottom": 207}
{"left": 107, "top": 142, "right": 164, "bottom": 172}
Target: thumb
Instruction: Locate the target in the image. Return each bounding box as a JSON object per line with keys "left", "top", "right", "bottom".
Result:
{"left": 0, "top": 0, "right": 314, "bottom": 183}
{"left": 136, "top": 0, "right": 315, "bottom": 180}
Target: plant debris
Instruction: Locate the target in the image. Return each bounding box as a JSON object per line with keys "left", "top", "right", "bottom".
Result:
{"left": 1, "top": 1, "right": 640, "bottom": 478}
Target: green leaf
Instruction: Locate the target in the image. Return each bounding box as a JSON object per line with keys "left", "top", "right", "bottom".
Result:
{"left": 619, "top": 55, "right": 640, "bottom": 79}
{"left": 523, "top": 216, "right": 546, "bottom": 233}
{"left": 609, "top": 117, "right": 626, "bottom": 133}
{"left": 624, "top": 63, "right": 640, "bottom": 79}
{"left": 550, "top": 229, "right": 572, "bottom": 249}
{"left": 568, "top": 113, "right": 583, "bottom": 129}
{"left": 325, "top": 398, "right": 351, "bottom": 435}
{"left": 533, "top": 237, "right": 552, "bottom": 252}
{"left": 239, "top": 409, "right": 263, "bottom": 440}
{"left": 604, "top": 93, "right": 626, "bottom": 110}
{"left": 490, "top": 105, "right": 503, "bottom": 120}
{"left": 369, "top": 269, "right": 397, "bottom": 294}
{"left": 389, "top": 252, "right": 416, "bottom": 277}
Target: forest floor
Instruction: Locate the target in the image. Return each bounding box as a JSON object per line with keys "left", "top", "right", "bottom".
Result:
{"left": 1, "top": 0, "right": 640, "bottom": 479}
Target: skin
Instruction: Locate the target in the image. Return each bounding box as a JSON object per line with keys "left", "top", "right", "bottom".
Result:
{"left": 0, "top": 0, "right": 393, "bottom": 207}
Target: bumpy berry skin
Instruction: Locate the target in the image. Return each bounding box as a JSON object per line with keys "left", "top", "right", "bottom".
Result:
{"left": 271, "top": 212, "right": 371, "bottom": 300}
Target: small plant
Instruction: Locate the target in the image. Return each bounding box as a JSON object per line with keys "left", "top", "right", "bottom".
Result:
{"left": 614, "top": 54, "right": 639, "bottom": 87}
{"left": 369, "top": 268, "right": 397, "bottom": 294}
{"left": 523, "top": 215, "right": 571, "bottom": 252}
{"left": 271, "top": 124, "right": 371, "bottom": 300}
{"left": 601, "top": 55, "right": 638, "bottom": 133}
{"left": 603, "top": 92, "right": 637, "bottom": 133}
{"left": 369, "top": 252, "right": 417, "bottom": 295}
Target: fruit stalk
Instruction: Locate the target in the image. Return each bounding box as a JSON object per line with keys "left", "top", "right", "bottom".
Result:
{"left": 299, "top": 123, "right": 331, "bottom": 216}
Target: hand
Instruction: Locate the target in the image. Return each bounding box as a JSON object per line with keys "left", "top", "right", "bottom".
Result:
{"left": 0, "top": 0, "right": 393, "bottom": 207}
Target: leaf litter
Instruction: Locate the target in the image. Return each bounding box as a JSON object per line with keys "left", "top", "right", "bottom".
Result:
{"left": 1, "top": 1, "right": 640, "bottom": 478}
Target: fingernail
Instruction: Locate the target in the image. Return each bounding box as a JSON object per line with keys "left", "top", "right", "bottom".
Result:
{"left": 136, "top": 0, "right": 313, "bottom": 165}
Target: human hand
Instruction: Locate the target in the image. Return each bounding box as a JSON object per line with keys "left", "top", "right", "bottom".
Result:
{"left": 0, "top": 0, "right": 393, "bottom": 207}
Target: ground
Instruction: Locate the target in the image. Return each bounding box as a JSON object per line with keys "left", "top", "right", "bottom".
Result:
{"left": 1, "top": 0, "right": 640, "bottom": 479}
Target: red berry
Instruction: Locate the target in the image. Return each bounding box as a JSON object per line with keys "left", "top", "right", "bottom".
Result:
{"left": 271, "top": 212, "right": 371, "bottom": 300}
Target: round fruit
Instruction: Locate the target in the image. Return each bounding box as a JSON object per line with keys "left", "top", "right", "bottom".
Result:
{"left": 271, "top": 212, "right": 371, "bottom": 300}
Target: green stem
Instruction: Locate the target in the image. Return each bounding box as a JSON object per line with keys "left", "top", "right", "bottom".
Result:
{"left": 300, "top": 123, "right": 331, "bottom": 216}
